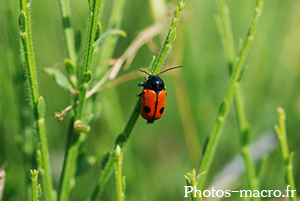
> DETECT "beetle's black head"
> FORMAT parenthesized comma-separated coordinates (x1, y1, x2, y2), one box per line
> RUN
(144, 75, 165, 92)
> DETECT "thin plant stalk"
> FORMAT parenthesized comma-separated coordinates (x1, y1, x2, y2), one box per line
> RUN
(37, 97, 55, 201)
(216, 0, 260, 198)
(76, 0, 102, 120)
(30, 170, 39, 201)
(216, 0, 235, 71)
(90, 152, 116, 201)
(87, 2, 185, 200)
(275, 108, 297, 201)
(19, 1, 38, 105)
(115, 146, 125, 201)
(93, 0, 125, 80)
(18, 2, 55, 201)
(151, 1, 185, 75)
(58, 121, 84, 201)
(87, 98, 140, 201)
(57, 0, 78, 88)
(197, 0, 265, 190)
(58, 0, 77, 64)
(92, 0, 127, 138)
(58, 0, 103, 200)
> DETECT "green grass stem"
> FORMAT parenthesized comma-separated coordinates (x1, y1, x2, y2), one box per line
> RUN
(37, 97, 56, 201)
(93, 0, 125, 80)
(58, 1, 103, 200)
(216, 0, 235, 71)
(216, 0, 261, 199)
(19, 3, 38, 105)
(57, 0, 78, 88)
(275, 108, 297, 201)
(18, 2, 55, 201)
(197, 0, 265, 190)
(87, 2, 185, 199)
(92, 0, 127, 141)
(87, 152, 115, 201)
(115, 146, 125, 201)
(151, 1, 185, 75)
(87, 98, 140, 201)
(30, 170, 39, 201)
(58, 0, 77, 64)
(58, 125, 86, 201)
(76, 0, 103, 120)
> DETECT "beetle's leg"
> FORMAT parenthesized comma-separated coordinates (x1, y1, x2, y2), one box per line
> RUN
(135, 104, 141, 112)
(138, 81, 145, 87)
(137, 92, 142, 97)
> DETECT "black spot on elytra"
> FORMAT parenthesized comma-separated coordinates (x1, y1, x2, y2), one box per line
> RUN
(143, 91, 145, 95)
(159, 107, 165, 114)
(144, 106, 151, 114)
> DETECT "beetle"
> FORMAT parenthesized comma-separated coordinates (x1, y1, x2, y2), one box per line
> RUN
(138, 66, 183, 123)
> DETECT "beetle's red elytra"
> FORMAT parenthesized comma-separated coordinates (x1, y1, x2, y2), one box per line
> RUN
(138, 66, 183, 123)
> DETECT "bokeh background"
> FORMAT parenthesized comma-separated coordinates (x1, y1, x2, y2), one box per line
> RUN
(0, 0, 299, 200)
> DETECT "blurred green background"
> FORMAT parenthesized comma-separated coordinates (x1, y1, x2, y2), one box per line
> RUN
(0, 0, 299, 200)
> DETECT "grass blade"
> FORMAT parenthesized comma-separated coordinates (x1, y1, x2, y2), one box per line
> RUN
(18, 2, 55, 200)
(275, 108, 297, 201)
(58, 0, 103, 200)
(216, 0, 261, 199)
(197, 0, 265, 190)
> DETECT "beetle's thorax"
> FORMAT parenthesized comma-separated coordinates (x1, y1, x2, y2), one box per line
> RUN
(144, 75, 165, 92)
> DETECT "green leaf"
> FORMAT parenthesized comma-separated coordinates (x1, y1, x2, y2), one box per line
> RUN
(43, 68, 70, 90)
(94, 22, 102, 42)
(38, 96, 46, 118)
(173, 6, 179, 18)
(167, 29, 176, 44)
(84, 71, 93, 83)
(218, 99, 228, 115)
(100, 152, 111, 169)
(184, 175, 191, 186)
(122, 176, 126, 192)
(238, 65, 248, 82)
(36, 150, 43, 172)
(64, 58, 78, 88)
(19, 10, 27, 33)
(37, 184, 42, 198)
(64, 58, 76, 76)
(148, 55, 156, 73)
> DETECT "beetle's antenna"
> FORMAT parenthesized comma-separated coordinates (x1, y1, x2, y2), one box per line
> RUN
(157, 65, 183, 75)
(138, 69, 151, 76)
